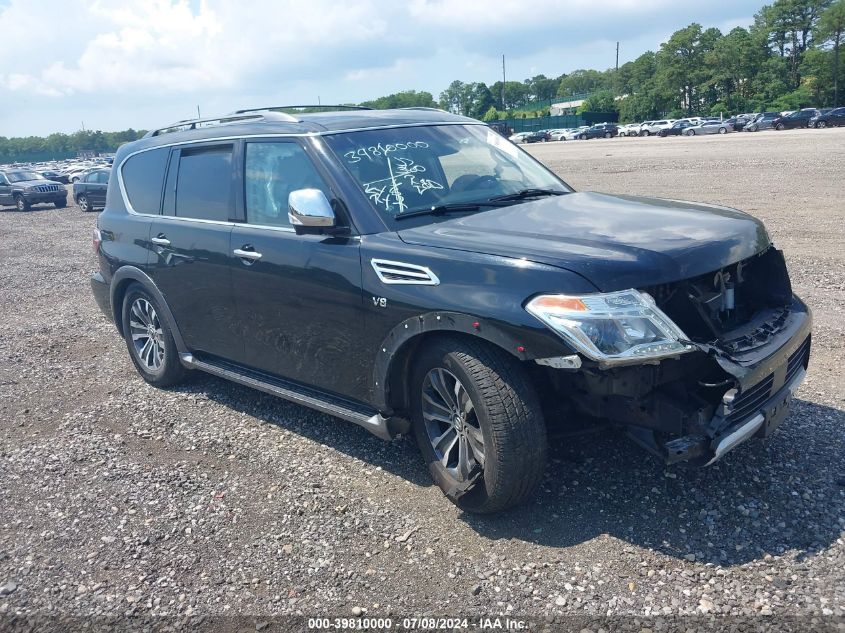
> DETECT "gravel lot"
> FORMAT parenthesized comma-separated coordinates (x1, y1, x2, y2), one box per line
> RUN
(1, 128, 843, 629)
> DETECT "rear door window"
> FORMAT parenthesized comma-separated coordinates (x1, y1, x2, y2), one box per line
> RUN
(174, 145, 233, 221)
(121, 147, 168, 214)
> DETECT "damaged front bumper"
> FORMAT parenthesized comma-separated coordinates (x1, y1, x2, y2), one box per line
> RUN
(632, 295, 812, 465)
(556, 294, 812, 466)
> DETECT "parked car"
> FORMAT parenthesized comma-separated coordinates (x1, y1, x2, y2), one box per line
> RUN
(617, 123, 641, 137)
(90, 107, 812, 513)
(772, 109, 819, 130)
(0, 169, 67, 211)
(658, 120, 694, 136)
(809, 107, 845, 128)
(73, 168, 110, 212)
(508, 132, 530, 143)
(578, 123, 619, 139)
(744, 112, 781, 132)
(639, 120, 675, 136)
(34, 169, 69, 184)
(724, 116, 748, 131)
(683, 120, 732, 136)
(562, 127, 589, 140)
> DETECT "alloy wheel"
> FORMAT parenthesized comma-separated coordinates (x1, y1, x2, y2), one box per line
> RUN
(421, 367, 485, 481)
(129, 297, 165, 370)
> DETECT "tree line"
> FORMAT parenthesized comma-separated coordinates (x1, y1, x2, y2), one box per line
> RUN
(2, 0, 843, 162)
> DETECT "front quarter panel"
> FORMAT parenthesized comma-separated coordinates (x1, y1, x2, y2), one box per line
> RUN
(361, 232, 598, 408)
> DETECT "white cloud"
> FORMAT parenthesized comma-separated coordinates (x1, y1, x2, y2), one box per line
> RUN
(0, 0, 763, 135)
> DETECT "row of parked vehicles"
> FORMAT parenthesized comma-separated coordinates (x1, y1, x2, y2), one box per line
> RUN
(508, 106, 845, 143)
(0, 158, 113, 211)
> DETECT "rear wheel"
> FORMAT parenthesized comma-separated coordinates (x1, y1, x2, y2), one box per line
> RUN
(776, 123, 785, 131)
(14, 196, 29, 212)
(819, 121, 828, 129)
(410, 337, 547, 514)
(641, 130, 650, 136)
(604, 132, 612, 138)
(121, 284, 188, 387)
(718, 127, 727, 134)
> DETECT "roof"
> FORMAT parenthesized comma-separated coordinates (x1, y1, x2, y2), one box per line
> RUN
(116, 107, 479, 161)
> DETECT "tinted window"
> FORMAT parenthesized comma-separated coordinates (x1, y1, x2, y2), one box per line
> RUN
(96, 171, 110, 184)
(244, 142, 329, 228)
(122, 147, 168, 214)
(85, 172, 98, 183)
(175, 146, 233, 221)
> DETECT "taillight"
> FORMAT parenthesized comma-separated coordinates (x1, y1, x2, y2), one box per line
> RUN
(92, 228, 102, 254)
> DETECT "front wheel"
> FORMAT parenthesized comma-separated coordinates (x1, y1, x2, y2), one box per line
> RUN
(604, 132, 612, 138)
(776, 123, 785, 131)
(15, 196, 29, 212)
(121, 284, 188, 387)
(77, 195, 90, 212)
(718, 127, 727, 134)
(818, 121, 827, 129)
(641, 130, 650, 136)
(411, 337, 547, 514)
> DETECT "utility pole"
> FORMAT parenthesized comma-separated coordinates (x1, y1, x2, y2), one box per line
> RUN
(197, 105, 201, 119)
(615, 42, 620, 97)
(501, 54, 506, 110)
(81, 121, 85, 132)
(616, 41, 619, 73)
(317, 95, 321, 106)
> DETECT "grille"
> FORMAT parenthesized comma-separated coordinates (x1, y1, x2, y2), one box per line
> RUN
(371, 259, 439, 285)
(35, 184, 61, 193)
(725, 335, 810, 424)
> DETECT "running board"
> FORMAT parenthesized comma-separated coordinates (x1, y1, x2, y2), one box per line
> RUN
(179, 353, 393, 441)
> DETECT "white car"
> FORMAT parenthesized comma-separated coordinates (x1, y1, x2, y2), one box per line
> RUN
(508, 132, 530, 143)
(617, 123, 641, 137)
(548, 129, 569, 141)
(640, 120, 676, 136)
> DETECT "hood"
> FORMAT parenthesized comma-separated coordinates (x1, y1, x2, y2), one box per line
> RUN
(15, 179, 62, 187)
(397, 192, 770, 291)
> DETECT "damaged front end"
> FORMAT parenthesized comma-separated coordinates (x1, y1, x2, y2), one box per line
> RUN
(543, 246, 812, 465)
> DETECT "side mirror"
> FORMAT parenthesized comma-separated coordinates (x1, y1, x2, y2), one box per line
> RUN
(288, 188, 336, 234)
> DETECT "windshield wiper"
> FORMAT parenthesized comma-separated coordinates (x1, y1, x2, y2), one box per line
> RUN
(394, 202, 505, 221)
(488, 188, 569, 202)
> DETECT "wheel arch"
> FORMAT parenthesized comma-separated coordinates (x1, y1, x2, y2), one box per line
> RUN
(374, 311, 551, 415)
(110, 266, 188, 354)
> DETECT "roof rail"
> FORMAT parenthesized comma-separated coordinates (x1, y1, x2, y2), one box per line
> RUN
(232, 105, 372, 114)
(144, 111, 298, 138)
(399, 107, 449, 113)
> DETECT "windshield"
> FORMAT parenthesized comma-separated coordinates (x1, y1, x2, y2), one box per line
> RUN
(324, 124, 570, 221)
(6, 171, 44, 183)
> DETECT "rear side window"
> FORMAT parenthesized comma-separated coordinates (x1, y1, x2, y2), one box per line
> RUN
(121, 147, 168, 214)
(175, 145, 233, 221)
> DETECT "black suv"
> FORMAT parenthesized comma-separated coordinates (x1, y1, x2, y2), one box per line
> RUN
(91, 107, 811, 513)
(773, 109, 819, 130)
(73, 168, 111, 212)
(0, 169, 67, 211)
(578, 124, 619, 139)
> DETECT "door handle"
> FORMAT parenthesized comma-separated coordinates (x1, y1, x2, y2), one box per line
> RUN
(233, 247, 262, 261)
(151, 235, 170, 246)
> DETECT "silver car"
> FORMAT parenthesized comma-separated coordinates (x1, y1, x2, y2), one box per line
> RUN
(744, 112, 781, 132)
(683, 120, 732, 136)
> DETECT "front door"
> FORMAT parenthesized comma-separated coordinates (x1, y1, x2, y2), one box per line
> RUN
(89, 170, 109, 206)
(147, 143, 241, 360)
(228, 139, 366, 399)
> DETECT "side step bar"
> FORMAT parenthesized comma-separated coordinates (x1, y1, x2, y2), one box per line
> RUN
(179, 353, 393, 441)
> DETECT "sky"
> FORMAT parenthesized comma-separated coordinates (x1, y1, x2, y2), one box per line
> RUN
(0, 0, 766, 137)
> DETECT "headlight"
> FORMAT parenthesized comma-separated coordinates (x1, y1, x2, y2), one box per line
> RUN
(525, 290, 693, 364)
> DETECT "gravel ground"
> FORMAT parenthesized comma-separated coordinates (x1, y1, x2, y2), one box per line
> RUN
(1, 128, 843, 630)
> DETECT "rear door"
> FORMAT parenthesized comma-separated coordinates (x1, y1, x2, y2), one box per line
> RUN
(228, 138, 366, 398)
(0, 173, 11, 205)
(147, 142, 241, 360)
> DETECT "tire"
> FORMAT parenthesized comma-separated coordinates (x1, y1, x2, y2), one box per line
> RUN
(14, 195, 29, 212)
(687, 130, 695, 136)
(604, 132, 611, 138)
(410, 337, 547, 514)
(776, 123, 785, 131)
(818, 121, 827, 129)
(718, 127, 727, 134)
(71, 176, 80, 183)
(121, 283, 188, 388)
(77, 195, 90, 212)
(641, 130, 650, 136)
